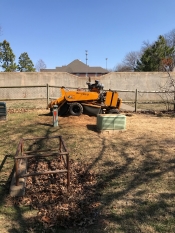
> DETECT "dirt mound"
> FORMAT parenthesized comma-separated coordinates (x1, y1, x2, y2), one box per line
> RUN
(59, 114, 96, 126)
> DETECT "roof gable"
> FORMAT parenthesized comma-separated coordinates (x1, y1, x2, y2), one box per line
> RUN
(41, 59, 108, 73)
(56, 59, 89, 73)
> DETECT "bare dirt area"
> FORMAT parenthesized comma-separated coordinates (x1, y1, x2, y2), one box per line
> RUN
(0, 109, 175, 233)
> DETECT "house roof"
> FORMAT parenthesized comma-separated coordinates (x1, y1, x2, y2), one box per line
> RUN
(41, 59, 108, 73)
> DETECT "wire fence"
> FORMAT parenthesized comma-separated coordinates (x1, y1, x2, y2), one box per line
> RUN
(0, 84, 175, 112)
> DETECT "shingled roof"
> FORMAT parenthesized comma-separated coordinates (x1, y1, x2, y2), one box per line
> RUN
(41, 59, 108, 74)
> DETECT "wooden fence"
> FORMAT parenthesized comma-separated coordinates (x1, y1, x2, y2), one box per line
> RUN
(0, 84, 174, 112)
(119, 89, 175, 112)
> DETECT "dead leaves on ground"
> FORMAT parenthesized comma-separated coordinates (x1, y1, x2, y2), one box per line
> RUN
(14, 158, 100, 229)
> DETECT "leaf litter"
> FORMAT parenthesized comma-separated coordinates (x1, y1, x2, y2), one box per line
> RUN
(14, 157, 100, 229)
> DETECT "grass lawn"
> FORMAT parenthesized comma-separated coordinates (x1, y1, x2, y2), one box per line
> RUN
(0, 108, 175, 233)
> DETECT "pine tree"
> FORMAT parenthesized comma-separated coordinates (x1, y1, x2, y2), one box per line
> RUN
(0, 40, 17, 72)
(17, 52, 35, 72)
(135, 36, 175, 71)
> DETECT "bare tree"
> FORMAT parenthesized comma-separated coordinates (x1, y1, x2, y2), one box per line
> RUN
(35, 59, 46, 72)
(114, 63, 132, 72)
(123, 51, 141, 71)
(107, 68, 113, 72)
(114, 51, 140, 72)
(141, 40, 152, 53)
(164, 29, 175, 47)
(158, 60, 175, 111)
(164, 29, 175, 69)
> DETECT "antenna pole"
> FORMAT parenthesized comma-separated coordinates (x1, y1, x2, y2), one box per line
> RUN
(85, 50, 88, 65)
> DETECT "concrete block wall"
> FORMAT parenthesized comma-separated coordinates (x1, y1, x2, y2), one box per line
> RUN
(0, 72, 174, 101)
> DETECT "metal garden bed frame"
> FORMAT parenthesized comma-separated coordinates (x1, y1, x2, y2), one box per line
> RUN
(14, 136, 70, 190)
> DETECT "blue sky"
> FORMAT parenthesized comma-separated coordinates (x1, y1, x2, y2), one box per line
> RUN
(0, 0, 175, 71)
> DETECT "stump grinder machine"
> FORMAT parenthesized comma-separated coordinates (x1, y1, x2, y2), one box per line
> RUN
(48, 80, 122, 116)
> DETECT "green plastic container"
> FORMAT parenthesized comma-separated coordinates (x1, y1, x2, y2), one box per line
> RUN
(97, 114, 126, 130)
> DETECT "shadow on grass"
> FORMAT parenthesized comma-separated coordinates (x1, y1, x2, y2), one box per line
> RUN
(38, 112, 51, 117)
(1, 120, 175, 233)
(0, 154, 13, 172)
(37, 122, 53, 127)
(86, 124, 97, 132)
(93, 140, 175, 232)
(0, 155, 14, 205)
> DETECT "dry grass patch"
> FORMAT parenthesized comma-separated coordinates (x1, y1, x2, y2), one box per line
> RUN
(0, 110, 175, 232)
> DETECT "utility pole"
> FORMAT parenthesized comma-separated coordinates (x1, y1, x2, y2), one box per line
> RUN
(106, 58, 108, 69)
(85, 50, 88, 65)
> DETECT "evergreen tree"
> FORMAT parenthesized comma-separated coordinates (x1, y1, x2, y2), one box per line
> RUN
(17, 52, 35, 72)
(135, 36, 175, 71)
(0, 40, 17, 72)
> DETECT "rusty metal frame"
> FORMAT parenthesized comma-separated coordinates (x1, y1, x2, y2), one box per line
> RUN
(14, 136, 70, 189)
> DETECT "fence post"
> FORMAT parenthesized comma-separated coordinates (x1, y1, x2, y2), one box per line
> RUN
(46, 83, 49, 109)
(135, 89, 138, 112)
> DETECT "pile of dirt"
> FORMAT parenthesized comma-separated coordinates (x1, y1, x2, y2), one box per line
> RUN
(59, 114, 96, 126)
(15, 158, 100, 229)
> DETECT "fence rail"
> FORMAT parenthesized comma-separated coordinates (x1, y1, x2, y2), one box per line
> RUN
(0, 84, 174, 112)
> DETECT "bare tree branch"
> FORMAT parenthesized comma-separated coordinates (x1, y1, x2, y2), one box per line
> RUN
(158, 66, 175, 111)
(114, 63, 132, 72)
(35, 59, 46, 72)
(164, 29, 175, 70)
(123, 51, 141, 71)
